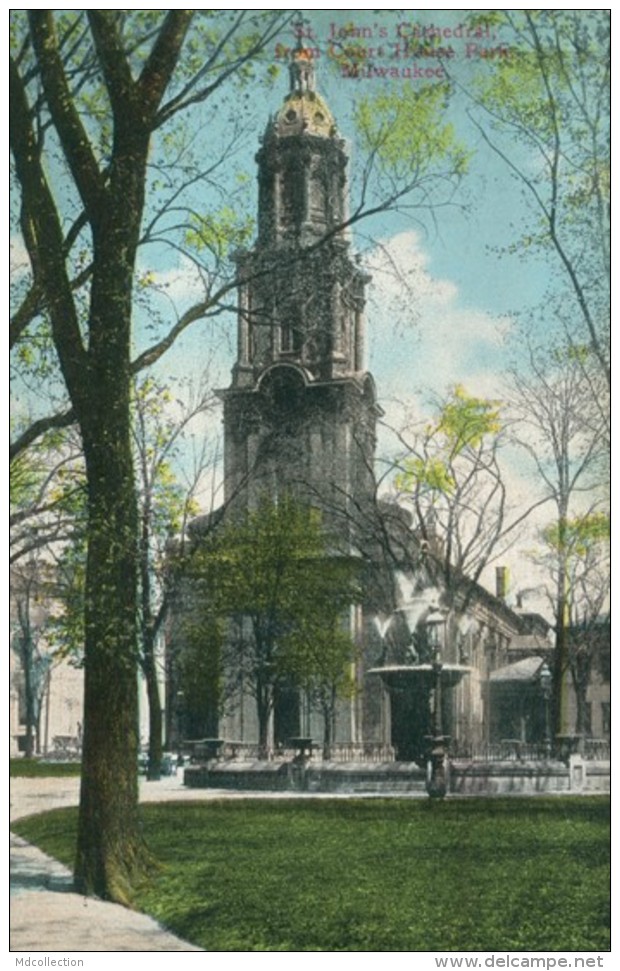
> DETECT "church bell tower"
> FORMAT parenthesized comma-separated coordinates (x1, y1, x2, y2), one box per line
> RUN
(219, 47, 380, 544)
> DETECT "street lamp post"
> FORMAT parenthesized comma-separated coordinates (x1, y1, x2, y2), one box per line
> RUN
(174, 689, 185, 756)
(539, 662, 552, 758)
(425, 607, 449, 799)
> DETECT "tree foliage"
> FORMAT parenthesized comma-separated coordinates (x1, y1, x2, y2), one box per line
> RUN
(355, 83, 470, 178)
(508, 338, 609, 736)
(380, 385, 551, 672)
(184, 494, 362, 754)
(468, 10, 610, 389)
(10, 428, 85, 567)
(393, 386, 508, 584)
(542, 511, 609, 562)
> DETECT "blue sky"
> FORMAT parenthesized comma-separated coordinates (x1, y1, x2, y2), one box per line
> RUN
(136, 9, 556, 401)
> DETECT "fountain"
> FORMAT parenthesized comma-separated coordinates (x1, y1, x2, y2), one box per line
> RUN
(369, 589, 471, 796)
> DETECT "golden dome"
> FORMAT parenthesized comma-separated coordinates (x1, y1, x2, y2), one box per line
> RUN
(275, 90, 335, 138)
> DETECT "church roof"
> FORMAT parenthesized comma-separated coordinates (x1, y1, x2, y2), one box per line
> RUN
(490, 656, 545, 683)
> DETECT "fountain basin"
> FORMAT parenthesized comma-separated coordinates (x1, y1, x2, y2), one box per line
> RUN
(368, 663, 472, 689)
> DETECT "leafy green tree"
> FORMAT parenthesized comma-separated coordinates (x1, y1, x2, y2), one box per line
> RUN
(394, 387, 504, 583)
(174, 609, 225, 743)
(350, 82, 470, 219)
(388, 385, 546, 669)
(468, 10, 610, 398)
(285, 620, 359, 759)
(185, 494, 362, 757)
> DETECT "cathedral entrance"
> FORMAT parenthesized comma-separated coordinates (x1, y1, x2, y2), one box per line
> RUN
(273, 684, 300, 748)
(389, 682, 432, 764)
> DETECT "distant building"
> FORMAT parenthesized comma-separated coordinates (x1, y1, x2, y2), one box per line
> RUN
(565, 620, 610, 741)
(10, 562, 153, 758)
(9, 563, 83, 758)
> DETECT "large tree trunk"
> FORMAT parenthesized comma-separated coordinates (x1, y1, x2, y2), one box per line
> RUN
(321, 688, 337, 760)
(23, 644, 37, 759)
(73, 127, 152, 901)
(574, 685, 589, 737)
(257, 681, 272, 759)
(16, 600, 38, 759)
(552, 537, 569, 742)
(322, 703, 334, 761)
(571, 651, 592, 739)
(74, 412, 150, 902)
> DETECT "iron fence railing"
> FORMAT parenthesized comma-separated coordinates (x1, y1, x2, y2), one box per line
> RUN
(451, 738, 610, 762)
(451, 741, 551, 762)
(583, 738, 610, 761)
(184, 740, 397, 763)
(182, 737, 609, 764)
(319, 743, 397, 763)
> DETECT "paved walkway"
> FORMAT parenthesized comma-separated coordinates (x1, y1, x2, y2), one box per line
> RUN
(10, 775, 215, 952)
(10, 833, 202, 951)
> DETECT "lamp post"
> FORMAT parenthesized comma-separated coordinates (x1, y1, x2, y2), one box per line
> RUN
(425, 607, 449, 799)
(174, 689, 185, 757)
(539, 662, 552, 758)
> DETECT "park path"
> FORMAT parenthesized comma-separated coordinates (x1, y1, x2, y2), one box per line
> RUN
(10, 831, 202, 951)
(10, 775, 212, 952)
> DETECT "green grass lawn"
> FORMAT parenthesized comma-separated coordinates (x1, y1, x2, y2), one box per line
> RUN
(10, 759, 82, 777)
(13, 797, 610, 952)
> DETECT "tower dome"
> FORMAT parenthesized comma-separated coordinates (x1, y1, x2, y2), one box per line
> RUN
(274, 47, 336, 138)
(256, 45, 347, 247)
